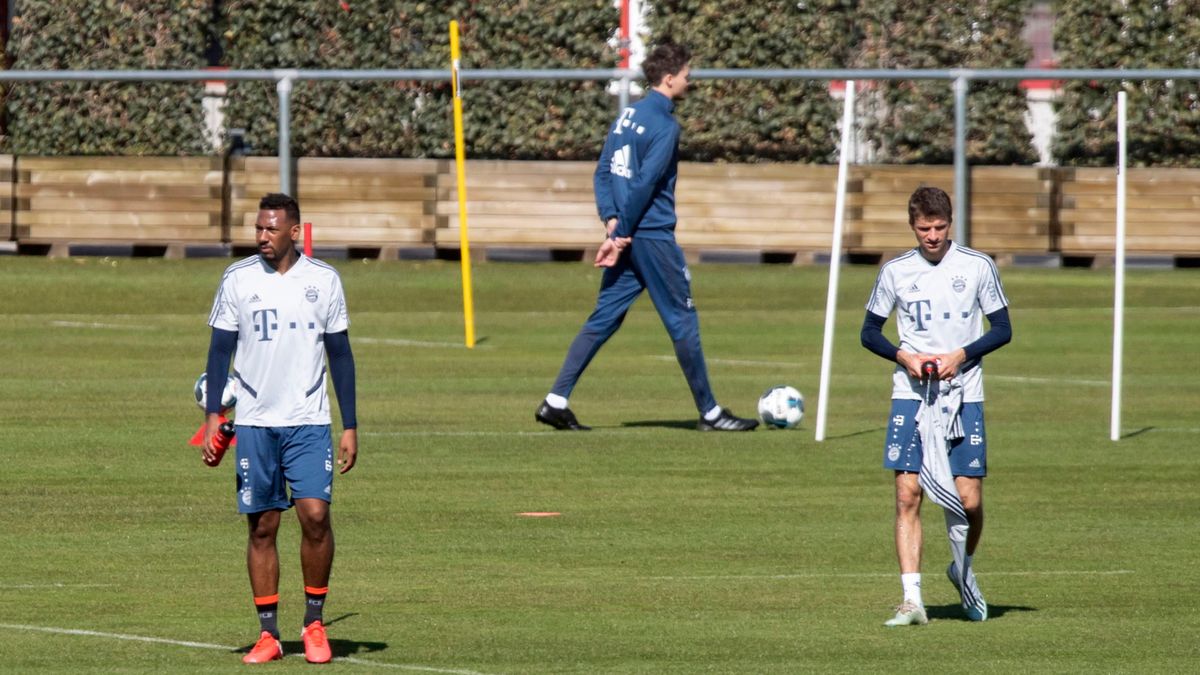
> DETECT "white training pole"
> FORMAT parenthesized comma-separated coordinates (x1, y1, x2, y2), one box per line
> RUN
(1110, 91, 1127, 441)
(814, 80, 855, 442)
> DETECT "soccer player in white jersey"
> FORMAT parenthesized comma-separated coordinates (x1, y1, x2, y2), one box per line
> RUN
(860, 187, 1012, 626)
(202, 193, 358, 663)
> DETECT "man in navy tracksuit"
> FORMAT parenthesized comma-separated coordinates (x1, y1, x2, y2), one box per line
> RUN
(535, 42, 758, 432)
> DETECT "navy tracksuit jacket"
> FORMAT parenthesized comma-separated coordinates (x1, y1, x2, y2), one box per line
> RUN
(549, 90, 717, 414)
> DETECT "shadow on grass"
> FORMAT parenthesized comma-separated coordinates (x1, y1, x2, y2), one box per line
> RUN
(268, 638, 389, 658)
(1122, 426, 1154, 439)
(925, 603, 1037, 621)
(822, 427, 886, 440)
(621, 419, 699, 430)
(239, 613, 388, 658)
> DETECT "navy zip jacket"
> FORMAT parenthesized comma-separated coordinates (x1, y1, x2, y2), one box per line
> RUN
(593, 90, 680, 241)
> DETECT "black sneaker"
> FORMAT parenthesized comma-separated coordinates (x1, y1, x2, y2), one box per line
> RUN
(697, 407, 759, 431)
(535, 402, 591, 430)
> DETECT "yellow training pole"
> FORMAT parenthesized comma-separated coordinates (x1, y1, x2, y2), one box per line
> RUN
(450, 20, 477, 348)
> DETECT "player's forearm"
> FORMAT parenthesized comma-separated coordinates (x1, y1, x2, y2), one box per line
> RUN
(325, 331, 358, 429)
(860, 311, 900, 362)
(204, 328, 238, 415)
(962, 307, 1012, 361)
(613, 130, 676, 238)
(593, 138, 619, 221)
(594, 181, 618, 223)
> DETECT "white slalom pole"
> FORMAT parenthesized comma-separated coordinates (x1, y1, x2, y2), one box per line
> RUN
(814, 80, 855, 442)
(1110, 91, 1127, 441)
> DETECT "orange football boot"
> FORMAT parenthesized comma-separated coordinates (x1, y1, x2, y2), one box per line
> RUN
(242, 630, 283, 663)
(301, 620, 332, 664)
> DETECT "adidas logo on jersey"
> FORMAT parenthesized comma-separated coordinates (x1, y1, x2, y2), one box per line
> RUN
(611, 145, 633, 179)
(249, 294, 262, 303)
(968, 458, 982, 469)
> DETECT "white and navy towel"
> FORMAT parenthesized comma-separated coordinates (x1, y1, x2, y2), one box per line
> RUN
(916, 377, 986, 614)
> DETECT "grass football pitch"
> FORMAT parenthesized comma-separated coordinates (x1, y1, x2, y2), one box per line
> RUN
(1, 256, 1198, 673)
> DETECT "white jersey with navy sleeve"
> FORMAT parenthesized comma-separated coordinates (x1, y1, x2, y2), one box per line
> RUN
(208, 255, 350, 426)
(866, 241, 1008, 402)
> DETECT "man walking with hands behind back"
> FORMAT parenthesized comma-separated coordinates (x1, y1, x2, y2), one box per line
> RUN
(860, 187, 1012, 626)
(535, 41, 758, 433)
(203, 192, 359, 663)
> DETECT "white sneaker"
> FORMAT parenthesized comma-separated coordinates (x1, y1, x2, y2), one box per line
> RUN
(947, 562, 988, 621)
(884, 600, 929, 626)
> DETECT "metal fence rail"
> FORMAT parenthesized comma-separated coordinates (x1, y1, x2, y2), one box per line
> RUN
(2, 67, 1192, 245)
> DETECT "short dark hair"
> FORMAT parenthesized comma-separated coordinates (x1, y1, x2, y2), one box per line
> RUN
(259, 192, 300, 225)
(908, 186, 952, 225)
(642, 41, 691, 87)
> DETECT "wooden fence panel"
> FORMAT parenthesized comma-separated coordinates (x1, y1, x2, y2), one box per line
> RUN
(13, 156, 222, 245)
(7, 157, 1200, 261)
(849, 166, 1053, 255)
(435, 161, 850, 252)
(434, 161, 597, 249)
(229, 157, 441, 249)
(1060, 167, 1200, 255)
(0, 156, 12, 242)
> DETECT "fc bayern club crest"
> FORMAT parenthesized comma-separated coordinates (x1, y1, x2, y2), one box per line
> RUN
(305, 286, 319, 303)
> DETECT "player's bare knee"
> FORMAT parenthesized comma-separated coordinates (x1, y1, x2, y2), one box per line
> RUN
(959, 492, 983, 515)
(246, 511, 280, 543)
(295, 502, 332, 541)
(955, 477, 983, 511)
(894, 472, 922, 514)
(247, 524, 278, 549)
(894, 487, 922, 516)
(895, 493, 921, 517)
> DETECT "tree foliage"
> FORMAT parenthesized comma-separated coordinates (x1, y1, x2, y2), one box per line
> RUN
(454, 2, 617, 160)
(1054, 1, 1200, 167)
(6, 1, 211, 155)
(644, 0, 856, 163)
(221, 0, 461, 158)
(852, 0, 1037, 164)
(3, 1, 1043, 163)
(220, 0, 615, 160)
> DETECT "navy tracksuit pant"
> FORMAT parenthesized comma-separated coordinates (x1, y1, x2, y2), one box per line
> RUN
(550, 237, 717, 414)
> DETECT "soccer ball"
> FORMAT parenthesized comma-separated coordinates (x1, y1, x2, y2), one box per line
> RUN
(193, 373, 238, 412)
(757, 385, 804, 429)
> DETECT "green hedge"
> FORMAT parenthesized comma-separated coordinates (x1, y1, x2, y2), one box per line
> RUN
(220, 0, 615, 160)
(645, 0, 856, 163)
(220, 0, 461, 158)
(6, 1, 212, 155)
(1053, 2, 1200, 167)
(453, 3, 615, 160)
(852, 1, 1037, 165)
(7, 2, 1141, 165)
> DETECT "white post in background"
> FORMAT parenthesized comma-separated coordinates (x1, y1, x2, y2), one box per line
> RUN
(276, 74, 294, 196)
(618, 0, 631, 111)
(1111, 90, 1127, 441)
(610, 0, 645, 110)
(815, 80, 855, 442)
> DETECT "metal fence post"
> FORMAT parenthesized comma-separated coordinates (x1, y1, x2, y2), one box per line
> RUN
(275, 71, 297, 196)
(954, 76, 969, 246)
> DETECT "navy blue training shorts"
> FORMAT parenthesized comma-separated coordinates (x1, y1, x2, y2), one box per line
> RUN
(234, 424, 334, 514)
(882, 399, 987, 477)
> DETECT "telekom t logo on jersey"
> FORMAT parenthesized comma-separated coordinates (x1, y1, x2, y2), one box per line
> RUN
(613, 107, 645, 136)
(904, 299, 934, 332)
(252, 308, 278, 342)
